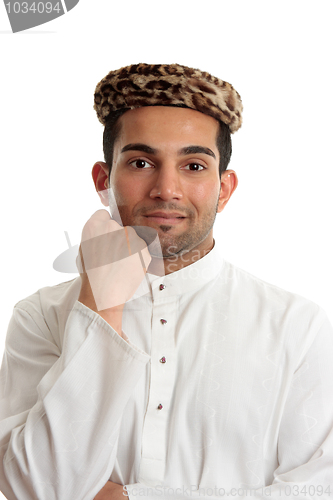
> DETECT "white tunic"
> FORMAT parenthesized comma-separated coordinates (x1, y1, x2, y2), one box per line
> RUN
(1, 244, 333, 500)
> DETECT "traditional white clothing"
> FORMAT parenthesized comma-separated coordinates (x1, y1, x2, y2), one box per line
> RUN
(1, 244, 333, 499)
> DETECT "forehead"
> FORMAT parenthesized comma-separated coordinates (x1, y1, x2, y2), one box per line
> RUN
(117, 106, 220, 150)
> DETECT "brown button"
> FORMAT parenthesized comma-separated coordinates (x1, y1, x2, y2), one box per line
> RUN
(160, 319, 167, 325)
(157, 404, 163, 410)
(160, 357, 166, 363)
(159, 284, 166, 290)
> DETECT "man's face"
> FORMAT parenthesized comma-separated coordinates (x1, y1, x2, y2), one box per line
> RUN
(109, 106, 224, 258)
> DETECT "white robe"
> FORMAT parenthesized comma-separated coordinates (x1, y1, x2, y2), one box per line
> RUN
(1, 244, 333, 499)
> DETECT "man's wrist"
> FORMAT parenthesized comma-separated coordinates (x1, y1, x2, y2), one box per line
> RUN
(78, 291, 124, 336)
(98, 305, 124, 336)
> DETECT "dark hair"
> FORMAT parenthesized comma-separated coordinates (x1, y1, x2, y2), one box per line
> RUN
(103, 107, 232, 178)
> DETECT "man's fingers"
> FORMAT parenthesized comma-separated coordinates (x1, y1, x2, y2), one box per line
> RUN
(131, 225, 159, 247)
(79, 228, 149, 271)
(79, 211, 154, 273)
(88, 209, 120, 232)
(89, 209, 112, 222)
(125, 226, 151, 255)
(82, 210, 122, 241)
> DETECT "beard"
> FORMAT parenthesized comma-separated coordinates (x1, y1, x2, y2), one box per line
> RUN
(152, 215, 217, 258)
(115, 199, 219, 259)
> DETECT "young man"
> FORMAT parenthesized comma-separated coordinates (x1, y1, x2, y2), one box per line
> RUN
(1, 64, 332, 500)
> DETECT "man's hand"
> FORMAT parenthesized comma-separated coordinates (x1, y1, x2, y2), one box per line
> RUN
(94, 480, 127, 499)
(77, 209, 151, 334)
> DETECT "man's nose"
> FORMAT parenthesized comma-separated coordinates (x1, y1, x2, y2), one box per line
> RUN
(149, 165, 183, 201)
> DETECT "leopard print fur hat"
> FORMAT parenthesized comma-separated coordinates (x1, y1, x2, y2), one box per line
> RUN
(94, 63, 242, 133)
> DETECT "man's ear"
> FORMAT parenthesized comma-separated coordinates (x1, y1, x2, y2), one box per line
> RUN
(92, 162, 110, 207)
(217, 170, 238, 213)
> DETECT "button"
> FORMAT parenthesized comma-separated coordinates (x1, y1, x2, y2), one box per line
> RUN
(160, 357, 166, 363)
(157, 404, 163, 410)
(159, 284, 166, 290)
(160, 319, 167, 325)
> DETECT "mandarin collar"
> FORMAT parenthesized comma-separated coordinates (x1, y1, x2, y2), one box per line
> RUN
(131, 241, 224, 301)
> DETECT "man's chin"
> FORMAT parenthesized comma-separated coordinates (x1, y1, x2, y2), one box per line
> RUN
(157, 241, 192, 259)
(148, 241, 181, 259)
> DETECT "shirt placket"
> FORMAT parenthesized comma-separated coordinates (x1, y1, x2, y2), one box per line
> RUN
(139, 282, 177, 486)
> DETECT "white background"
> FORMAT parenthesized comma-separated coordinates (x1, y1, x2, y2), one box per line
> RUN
(0, 2, 332, 497)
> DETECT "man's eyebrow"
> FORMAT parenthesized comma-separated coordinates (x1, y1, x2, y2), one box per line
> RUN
(179, 146, 216, 160)
(121, 143, 157, 155)
(120, 143, 216, 160)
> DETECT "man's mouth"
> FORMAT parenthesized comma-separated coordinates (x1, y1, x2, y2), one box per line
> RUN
(144, 212, 186, 224)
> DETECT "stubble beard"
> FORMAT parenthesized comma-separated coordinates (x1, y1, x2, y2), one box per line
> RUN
(117, 199, 219, 259)
(155, 213, 217, 258)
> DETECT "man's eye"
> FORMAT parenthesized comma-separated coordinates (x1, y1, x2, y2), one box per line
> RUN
(184, 163, 205, 171)
(130, 160, 152, 169)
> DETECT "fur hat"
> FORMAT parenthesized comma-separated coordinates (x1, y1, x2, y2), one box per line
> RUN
(94, 63, 242, 133)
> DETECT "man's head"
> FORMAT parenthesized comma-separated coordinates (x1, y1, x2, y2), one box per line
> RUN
(93, 106, 238, 261)
(92, 64, 241, 267)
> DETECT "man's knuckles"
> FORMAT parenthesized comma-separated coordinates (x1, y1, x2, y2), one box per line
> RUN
(80, 228, 149, 271)
(82, 218, 121, 240)
(89, 209, 112, 222)
(79, 211, 151, 272)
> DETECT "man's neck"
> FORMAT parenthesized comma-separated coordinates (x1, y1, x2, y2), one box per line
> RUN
(148, 240, 215, 276)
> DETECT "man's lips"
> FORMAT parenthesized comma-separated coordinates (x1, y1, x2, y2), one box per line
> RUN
(143, 212, 186, 224)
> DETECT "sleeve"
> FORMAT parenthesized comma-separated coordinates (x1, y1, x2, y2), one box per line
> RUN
(124, 311, 333, 500)
(0, 300, 150, 500)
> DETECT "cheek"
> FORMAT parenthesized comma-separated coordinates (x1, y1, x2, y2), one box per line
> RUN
(110, 173, 145, 209)
(111, 177, 127, 202)
(189, 180, 220, 206)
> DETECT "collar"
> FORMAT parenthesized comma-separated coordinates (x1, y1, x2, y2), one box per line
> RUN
(132, 241, 224, 301)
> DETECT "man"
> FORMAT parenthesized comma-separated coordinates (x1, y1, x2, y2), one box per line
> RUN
(0, 63, 332, 500)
